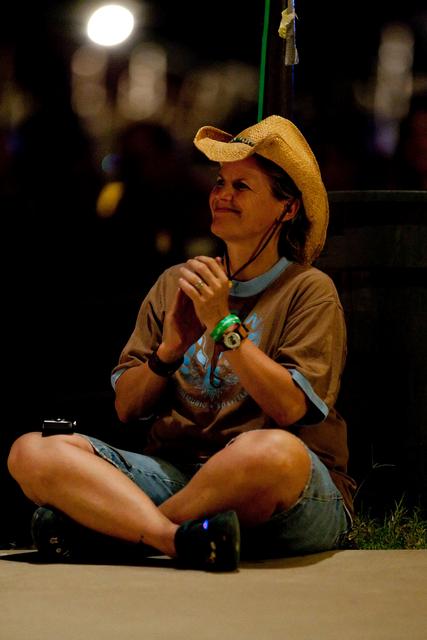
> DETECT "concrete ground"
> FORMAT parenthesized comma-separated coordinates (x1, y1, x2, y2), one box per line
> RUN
(1, 548, 426, 639)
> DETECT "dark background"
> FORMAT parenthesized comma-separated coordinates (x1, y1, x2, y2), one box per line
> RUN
(1, 1, 426, 546)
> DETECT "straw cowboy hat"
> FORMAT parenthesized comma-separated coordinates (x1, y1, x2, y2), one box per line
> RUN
(194, 115, 329, 264)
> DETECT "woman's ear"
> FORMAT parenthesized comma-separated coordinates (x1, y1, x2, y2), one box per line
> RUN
(281, 198, 300, 222)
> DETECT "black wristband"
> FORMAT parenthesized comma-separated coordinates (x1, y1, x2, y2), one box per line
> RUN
(147, 349, 183, 377)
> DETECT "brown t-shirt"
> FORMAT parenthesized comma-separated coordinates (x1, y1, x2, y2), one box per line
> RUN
(113, 261, 357, 515)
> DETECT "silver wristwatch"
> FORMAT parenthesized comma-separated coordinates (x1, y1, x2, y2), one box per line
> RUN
(221, 323, 249, 350)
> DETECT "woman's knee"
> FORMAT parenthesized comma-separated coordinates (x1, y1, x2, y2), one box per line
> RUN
(230, 430, 311, 508)
(7, 432, 93, 483)
(8, 432, 43, 479)
(230, 429, 309, 476)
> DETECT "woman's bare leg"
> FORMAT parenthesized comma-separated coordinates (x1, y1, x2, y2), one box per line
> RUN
(160, 430, 311, 526)
(160, 429, 311, 526)
(8, 429, 308, 566)
(8, 432, 178, 556)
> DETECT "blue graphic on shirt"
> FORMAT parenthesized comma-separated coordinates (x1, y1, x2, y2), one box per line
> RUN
(178, 312, 262, 409)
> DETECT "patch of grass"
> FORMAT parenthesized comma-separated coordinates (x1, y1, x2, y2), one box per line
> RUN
(349, 498, 427, 549)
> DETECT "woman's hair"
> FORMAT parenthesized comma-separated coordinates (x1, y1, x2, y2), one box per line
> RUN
(253, 154, 311, 263)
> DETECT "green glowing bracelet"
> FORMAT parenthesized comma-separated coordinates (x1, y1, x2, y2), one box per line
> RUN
(210, 314, 241, 342)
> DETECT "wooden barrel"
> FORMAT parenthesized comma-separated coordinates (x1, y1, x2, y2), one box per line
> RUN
(316, 190, 427, 513)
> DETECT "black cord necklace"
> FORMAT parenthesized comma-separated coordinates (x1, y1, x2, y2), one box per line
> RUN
(210, 204, 293, 389)
(224, 203, 291, 281)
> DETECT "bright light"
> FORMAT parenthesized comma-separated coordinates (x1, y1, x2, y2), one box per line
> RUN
(87, 4, 135, 47)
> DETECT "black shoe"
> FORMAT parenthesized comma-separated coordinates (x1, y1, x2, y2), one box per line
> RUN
(31, 506, 76, 561)
(174, 510, 240, 572)
(31, 506, 122, 563)
(31, 506, 158, 564)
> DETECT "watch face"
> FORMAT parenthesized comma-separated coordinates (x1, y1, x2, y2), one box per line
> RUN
(223, 331, 241, 349)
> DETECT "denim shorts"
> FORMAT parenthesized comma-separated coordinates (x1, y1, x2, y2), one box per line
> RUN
(83, 434, 351, 559)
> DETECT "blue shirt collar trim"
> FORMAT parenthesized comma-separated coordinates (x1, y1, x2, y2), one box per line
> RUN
(230, 257, 292, 297)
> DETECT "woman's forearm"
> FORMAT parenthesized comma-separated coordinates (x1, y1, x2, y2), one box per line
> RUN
(114, 363, 169, 423)
(224, 339, 308, 427)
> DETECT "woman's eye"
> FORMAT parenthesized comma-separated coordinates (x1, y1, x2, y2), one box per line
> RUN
(212, 178, 249, 191)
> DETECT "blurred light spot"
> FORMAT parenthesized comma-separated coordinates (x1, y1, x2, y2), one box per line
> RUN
(101, 153, 119, 175)
(72, 82, 107, 117)
(87, 4, 135, 47)
(117, 43, 167, 120)
(374, 22, 414, 156)
(185, 236, 217, 259)
(72, 45, 108, 78)
(96, 181, 124, 217)
(155, 231, 172, 255)
(172, 62, 258, 141)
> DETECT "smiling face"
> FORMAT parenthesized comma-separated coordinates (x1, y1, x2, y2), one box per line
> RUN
(208, 156, 287, 247)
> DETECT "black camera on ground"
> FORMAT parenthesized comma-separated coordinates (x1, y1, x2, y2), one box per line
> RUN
(41, 418, 77, 437)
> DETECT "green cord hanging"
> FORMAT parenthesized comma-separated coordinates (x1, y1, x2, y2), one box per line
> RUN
(257, 0, 271, 121)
